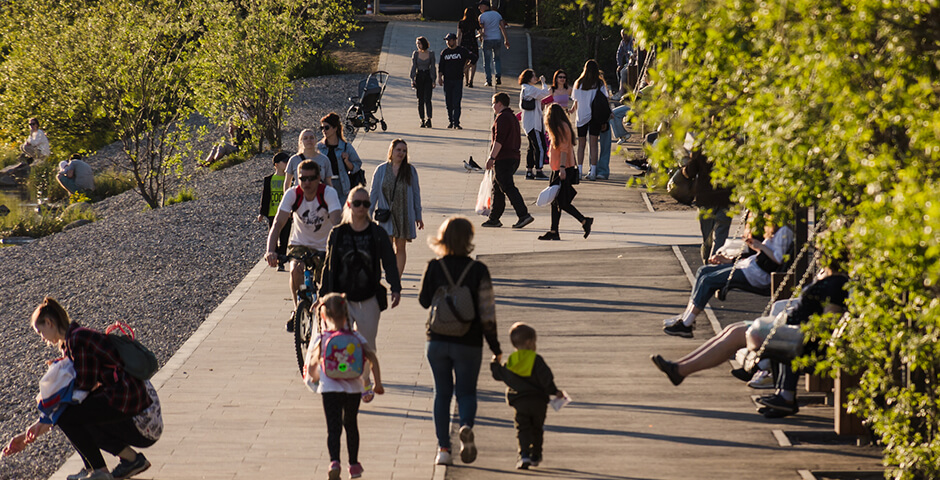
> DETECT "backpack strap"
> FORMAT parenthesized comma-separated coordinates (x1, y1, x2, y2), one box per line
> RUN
(455, 260, 476, 286)
(292, 183, 327, 212)
(441, 259, 475, 287)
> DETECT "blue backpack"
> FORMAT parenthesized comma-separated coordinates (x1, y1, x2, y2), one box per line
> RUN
(320, 329, 364, 380)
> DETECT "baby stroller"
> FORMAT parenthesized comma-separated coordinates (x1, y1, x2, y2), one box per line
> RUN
(345, 71, 389, 136)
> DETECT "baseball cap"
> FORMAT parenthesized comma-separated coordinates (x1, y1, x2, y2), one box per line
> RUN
(444, 33, 457, 40)
(478, 0, 491, 7)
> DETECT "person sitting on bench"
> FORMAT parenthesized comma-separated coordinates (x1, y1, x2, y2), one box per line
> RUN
(662, 217, 794, 338)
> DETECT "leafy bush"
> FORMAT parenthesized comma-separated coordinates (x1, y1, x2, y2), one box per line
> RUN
(69, 192, 90, 204)
(0, 193, 96, 239)
(0, 146, 21, 169)
(89, 170, 136, 200)
(27, 158, 68, 203)
(164, 188, 196, 206)
(208, 149, 251, 172)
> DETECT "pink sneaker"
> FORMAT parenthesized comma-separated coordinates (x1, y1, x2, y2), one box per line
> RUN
(328, 461, 341, 480)
(349, 463, 364, 478)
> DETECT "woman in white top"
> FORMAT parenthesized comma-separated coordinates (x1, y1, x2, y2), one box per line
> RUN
(568, 60, 609, 181)
(517, 69, 551, 179)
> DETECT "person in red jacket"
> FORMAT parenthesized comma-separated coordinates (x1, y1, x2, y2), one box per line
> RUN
(482, 93, 534, 229)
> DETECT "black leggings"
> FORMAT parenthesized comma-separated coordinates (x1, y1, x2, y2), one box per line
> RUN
(322, 392, 361, 463)
(550, 168, 585, 231)
(415, 71, 433, 121)
(525, 129, 546, 170)
(57, 394, 136, 469)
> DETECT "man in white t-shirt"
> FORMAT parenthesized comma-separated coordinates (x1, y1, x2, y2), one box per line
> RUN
(477, 0, 509, 87)
(265, 160, 342, 329)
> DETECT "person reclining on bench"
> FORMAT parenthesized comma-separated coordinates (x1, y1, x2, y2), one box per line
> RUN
(650, 263, 848, 418)
(662, 216, 794, 338)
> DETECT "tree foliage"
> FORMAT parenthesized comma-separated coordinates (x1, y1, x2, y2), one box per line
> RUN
(194, 0, 357, 152)
(609, 0, 940, 476)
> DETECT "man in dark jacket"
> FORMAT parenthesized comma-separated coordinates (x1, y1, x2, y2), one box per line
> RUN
(683, 150, 733, 263)
(438, 32, 477, 129)
(483, 93, 534, 229)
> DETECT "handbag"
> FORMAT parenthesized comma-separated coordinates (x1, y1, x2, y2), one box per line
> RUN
(667, 168, 695, 206)
(373, 168, 398, 223)
(521, 96, 536, 111)
(348, 169, 366, 187)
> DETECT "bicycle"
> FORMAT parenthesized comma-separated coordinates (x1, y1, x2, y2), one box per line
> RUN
(279, 251, 325, 374)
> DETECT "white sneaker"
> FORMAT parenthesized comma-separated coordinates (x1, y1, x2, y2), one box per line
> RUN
(435, 449, 453, 465)
(747, 370, 775, 389)
(663, 315, 682, 327)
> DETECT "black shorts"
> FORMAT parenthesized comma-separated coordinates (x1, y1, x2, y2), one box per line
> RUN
(577, 121, 602, 137)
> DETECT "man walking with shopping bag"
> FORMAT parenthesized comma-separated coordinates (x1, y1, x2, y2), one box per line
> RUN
(482, 93, 534, 229)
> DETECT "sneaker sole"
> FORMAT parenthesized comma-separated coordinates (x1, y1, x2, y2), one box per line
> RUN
(113, 460, 151, 480)
(328, 466, 341, 480)
(459, 426, 477, 463)
(663, 326, 694, 338)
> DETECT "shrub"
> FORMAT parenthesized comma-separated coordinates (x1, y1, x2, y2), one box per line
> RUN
(27, 158, 68, 203)
(208, 149, 251, 172)
(89, 170, 135, 200)
(0, 194, 96, 239)
(165, 187, 196, 206)
(0, 147, 21, 169)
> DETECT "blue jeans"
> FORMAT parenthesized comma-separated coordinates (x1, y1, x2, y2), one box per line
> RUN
(690, 264, 751, 309)
(610, 105, 631, 139)
(597, 127, 611, 178)
(481, 39, 502, 82)
(426, 341, 483, 449)
(698, 207, 732, 263)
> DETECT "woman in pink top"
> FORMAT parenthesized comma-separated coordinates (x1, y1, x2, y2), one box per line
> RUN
(538, 104, 592, 241)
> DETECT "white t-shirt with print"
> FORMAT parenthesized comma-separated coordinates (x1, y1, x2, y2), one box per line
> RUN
(278, 185, 341, 251)
(571, 84, 609, 127)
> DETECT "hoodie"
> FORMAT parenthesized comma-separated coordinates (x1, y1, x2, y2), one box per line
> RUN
(490, 349, 558, 406)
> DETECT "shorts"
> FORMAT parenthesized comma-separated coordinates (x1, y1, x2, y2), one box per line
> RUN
(287, 245, 325, 283)
(577, 122, 602, 137)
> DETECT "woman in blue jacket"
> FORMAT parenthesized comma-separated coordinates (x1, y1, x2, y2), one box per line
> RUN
(369, 139, 423, 279)
(317, 112, 363, 203)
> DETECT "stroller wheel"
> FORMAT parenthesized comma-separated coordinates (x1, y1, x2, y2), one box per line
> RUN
(380, 120, 387, 131)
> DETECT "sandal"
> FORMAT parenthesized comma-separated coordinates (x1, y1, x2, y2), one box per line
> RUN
(361, 384, 375, 403)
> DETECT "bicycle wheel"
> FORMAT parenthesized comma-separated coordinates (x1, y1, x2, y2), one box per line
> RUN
(293, 300, 315, 374)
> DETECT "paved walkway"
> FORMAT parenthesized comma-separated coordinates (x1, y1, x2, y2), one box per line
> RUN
(50, 21, 881, 480)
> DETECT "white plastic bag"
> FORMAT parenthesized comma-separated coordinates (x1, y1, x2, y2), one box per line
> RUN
(535, 185, 560, 207)
(475, 169, 494, 216)
(302, 335, 320, 393)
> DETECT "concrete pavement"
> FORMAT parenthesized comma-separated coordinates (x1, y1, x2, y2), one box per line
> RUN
(49, 20, 881, 480)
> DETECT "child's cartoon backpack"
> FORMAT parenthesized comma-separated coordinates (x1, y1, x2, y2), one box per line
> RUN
(320, 329, 365, 379)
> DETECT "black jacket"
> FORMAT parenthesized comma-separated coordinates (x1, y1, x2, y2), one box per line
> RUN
(490, 351, 558, 405)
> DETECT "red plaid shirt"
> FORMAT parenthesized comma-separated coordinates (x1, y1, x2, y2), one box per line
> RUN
(64, 323, 151, 415)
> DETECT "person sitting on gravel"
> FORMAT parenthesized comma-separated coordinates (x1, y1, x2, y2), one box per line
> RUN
(3, 298, 157, 480)
(202, 121, 249, 167)
(265, 160, 342, 331)
(662, 217, 794, 338)
(56, 154, 95, 195)
(650, 266, 848, 418)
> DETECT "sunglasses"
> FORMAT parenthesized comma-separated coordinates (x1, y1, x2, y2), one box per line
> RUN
(557, 76, 566, 79)
(319, 125, 332, 131)
(299, 175, 318, 182)
(350, 200, 371, 208)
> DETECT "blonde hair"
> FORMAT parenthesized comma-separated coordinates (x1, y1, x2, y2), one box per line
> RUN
(296, 128, 316, 154)
(341, 186, 370, 224)
(318, 293, 350, 330)
(428, 216, 474, 257)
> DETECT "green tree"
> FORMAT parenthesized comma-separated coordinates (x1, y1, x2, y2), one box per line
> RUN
(608, 0, 940, 476)
(0, 0, 200, 208)
(193, 0, 358, 153)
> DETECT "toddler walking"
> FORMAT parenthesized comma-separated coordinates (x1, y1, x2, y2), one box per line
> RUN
(490, 322, 562, 469)
(305, 293, 384, 479)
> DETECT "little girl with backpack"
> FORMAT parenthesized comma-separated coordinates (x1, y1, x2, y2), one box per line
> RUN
(304, 293, 384, 479)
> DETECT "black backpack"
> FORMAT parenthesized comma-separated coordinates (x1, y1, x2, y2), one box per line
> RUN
(590, 86, 612, 131)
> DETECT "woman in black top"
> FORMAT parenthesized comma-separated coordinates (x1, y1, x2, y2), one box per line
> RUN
(419, 216, 501, 466)
(456, 7, 480, 87)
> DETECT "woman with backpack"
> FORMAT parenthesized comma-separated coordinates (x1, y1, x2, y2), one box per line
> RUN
(419, 216, 502, 466)
(568, 59, 610, 181)
(518, 69, 551, 180)
(317, 112, 364, 203)
(369, 139, 424, 279)
(3, 298, 154, 480)
(320, 186, 402, 399)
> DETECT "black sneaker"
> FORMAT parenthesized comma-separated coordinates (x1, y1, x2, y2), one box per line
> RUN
(481, 219, 503, 228)
(426, 119, 432, 128)
(512, 215, 535, 229)
(447, 122, 454, 129)
(582, 217, 593, 239)
(516, 456, 531, 470)
(650, 354, 684, 386)
(537, 231, 560, 241)
(111, 452, 150, 480)
(663, 321, 694, 338)
(534, 170, 548, 179)
(484, 81, 493, 87)
(496, 75, 501, 85)
(454, 124, 463, 130)
(525, 172, 535, 180)
(756, 394, 797, 413)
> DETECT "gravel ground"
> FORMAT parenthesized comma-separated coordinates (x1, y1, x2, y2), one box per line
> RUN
(0, 73, 361, 480)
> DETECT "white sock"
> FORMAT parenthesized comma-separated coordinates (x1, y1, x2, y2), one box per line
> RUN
(681, 310, 696, 326)
(578, 165, 583, 175)
(589, 165, 597, 176)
